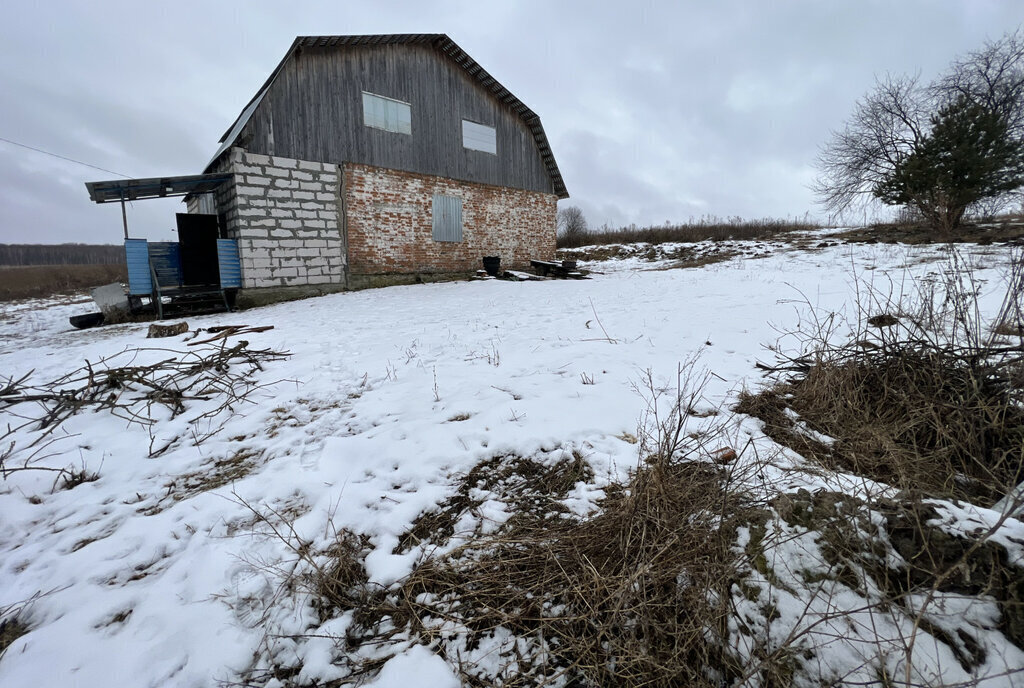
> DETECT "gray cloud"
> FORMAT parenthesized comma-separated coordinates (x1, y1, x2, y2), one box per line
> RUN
(1, 0, 1021, 244)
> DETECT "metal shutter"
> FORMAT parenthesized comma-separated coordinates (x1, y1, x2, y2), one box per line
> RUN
(124, 239, 151, 295)
(148, 242, 182, 288)
(432, 194, 463, 242)
(217, 239, 242, 288)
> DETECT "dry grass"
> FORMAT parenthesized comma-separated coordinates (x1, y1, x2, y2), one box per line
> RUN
(556, 215, 818, 249)
(393, 458, 750, 687)
(835, 213, 1024, 245)
(0, 614, 29, 661)
(726, 247, 1024, 682)
(244, 361, 1024, 686)
(166, 448, 264, 499)
(394, 452, 593, 554)
(238, 250, 1024, 686)
(992, 320, 1024, 337)
(236, 361, 777, 686)
(768, 488, 1024, 674)
(250, 451, 755, 687)
(738, 248, 1024, 506)
(738, 349, 1024, 505)
(0, 264, 127, 302)
(141, 449, 265, 515)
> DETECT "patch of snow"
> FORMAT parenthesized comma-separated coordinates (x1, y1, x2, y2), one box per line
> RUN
(1, 239, 1021, 686)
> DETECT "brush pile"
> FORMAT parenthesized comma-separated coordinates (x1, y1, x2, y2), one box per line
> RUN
(0, 341, 290, 481)
(742, 249, 1024, 506)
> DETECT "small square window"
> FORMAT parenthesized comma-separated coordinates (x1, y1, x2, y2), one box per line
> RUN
(462, 120, 496, 154)
(362, 92, 412, 135)
(432, 194, 463, 242)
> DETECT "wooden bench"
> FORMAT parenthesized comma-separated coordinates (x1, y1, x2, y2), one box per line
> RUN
(530, 260, 582, 278)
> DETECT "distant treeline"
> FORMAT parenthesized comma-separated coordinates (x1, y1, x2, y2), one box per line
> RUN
(0, 243, 124, 266)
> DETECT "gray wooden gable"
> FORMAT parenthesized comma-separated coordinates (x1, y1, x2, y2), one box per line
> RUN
(209, 34, 568, 199)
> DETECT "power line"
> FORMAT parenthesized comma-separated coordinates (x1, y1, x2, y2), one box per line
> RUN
(0, 135, 131, 179)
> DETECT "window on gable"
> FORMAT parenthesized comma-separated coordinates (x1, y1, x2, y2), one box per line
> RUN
(462, 120, 496, 154)
(432, 194, 463, 242)
(362, 91, 412, 135)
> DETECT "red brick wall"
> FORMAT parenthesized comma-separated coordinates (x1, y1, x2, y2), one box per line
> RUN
(343, 162, 557, 274)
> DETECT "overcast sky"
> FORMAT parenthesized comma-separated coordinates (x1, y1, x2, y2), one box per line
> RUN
(1, 1, 1022, 244)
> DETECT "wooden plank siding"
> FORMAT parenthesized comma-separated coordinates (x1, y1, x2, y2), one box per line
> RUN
(237, 44, 555, 196)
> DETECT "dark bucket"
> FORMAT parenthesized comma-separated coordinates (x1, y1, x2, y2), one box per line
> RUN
(482, 256, 501, 276)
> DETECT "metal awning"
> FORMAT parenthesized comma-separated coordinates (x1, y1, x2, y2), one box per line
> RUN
(85, 173, 232, 204)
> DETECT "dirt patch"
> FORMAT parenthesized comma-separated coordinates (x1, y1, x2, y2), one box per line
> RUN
(394, 451, 593, 554)
(834, 217, 1024, 245)
(561, 242, 740, 268)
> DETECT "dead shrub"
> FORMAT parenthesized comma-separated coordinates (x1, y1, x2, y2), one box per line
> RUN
(740, 350, 1024, 505)
(394, 457, 749, 687)
(0, 342, 291, 473)
(740, 248, 1024, 506)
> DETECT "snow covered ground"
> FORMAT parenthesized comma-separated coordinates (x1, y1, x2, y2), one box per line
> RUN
(1, 234, 1022, 686)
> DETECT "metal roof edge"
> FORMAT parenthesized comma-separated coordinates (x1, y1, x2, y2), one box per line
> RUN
(85, 173, 233, 204)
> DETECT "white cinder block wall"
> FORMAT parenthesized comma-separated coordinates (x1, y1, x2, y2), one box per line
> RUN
(196, 148, 347, 289)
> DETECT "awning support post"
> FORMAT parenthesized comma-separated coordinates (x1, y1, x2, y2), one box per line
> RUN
(120, 192, 129, 239)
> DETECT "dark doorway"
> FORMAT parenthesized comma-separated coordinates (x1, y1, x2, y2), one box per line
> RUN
(176, 213, 220, 286)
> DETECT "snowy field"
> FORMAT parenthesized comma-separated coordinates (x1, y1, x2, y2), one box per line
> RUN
(1, 234, 1022, 686)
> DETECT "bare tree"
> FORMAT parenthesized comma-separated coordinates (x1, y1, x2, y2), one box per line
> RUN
(940, 29, 1024, 139)
(557, 205, 589, 247)
(814, 31, 1024, 232)
(814, 74, 929, 217)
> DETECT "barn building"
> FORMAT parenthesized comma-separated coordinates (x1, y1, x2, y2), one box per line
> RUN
(187, 33, 569, 292)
